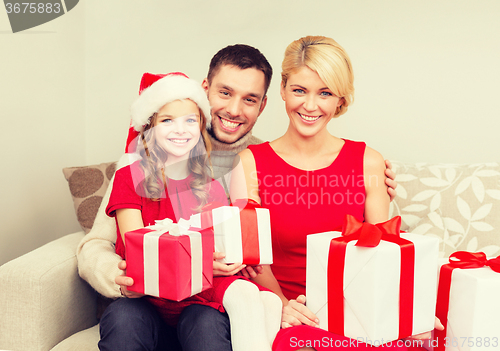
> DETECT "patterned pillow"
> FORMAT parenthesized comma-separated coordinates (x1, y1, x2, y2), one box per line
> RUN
(389, 161, 500, 258)
(63, 162, 117, 233)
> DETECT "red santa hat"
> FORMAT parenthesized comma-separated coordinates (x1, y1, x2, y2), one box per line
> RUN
(125, 72, 211, 154)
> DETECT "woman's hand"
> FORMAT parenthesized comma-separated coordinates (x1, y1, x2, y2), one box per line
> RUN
(406, 317, 444, 341)
(281, 295, 319, 329)
(213, 252, 246, 276)
(115, 260, 145, 298)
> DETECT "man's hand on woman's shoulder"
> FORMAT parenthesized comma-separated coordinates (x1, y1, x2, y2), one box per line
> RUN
(385, 159, 398, 201)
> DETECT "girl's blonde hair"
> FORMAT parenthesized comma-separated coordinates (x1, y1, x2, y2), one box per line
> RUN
(139, 102, 212, 211)
(281, 36, 354, 117)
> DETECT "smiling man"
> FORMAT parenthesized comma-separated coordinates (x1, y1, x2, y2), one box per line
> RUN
(201, 45, 272, 190)
(204, 57, 269, 144)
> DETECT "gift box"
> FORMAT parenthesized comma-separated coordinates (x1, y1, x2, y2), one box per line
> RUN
(306, 215, 439, 345)
(190, 199, 272, 265)
(433, 252, 500, 351)
(125, 218, 213, 301)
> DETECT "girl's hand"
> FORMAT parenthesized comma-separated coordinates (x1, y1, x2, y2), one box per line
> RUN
(213, 252, 246, 276)
(281, 295, 319, 329)
(115, 260, 145, 298)
(237, 265, 264, 279)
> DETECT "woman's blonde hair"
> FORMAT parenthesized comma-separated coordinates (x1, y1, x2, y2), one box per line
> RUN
(281, 36, 354, 117)
(139, 102, 212, 211)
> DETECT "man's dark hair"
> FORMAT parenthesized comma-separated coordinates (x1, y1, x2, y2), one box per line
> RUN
(207, 44, 273, 95)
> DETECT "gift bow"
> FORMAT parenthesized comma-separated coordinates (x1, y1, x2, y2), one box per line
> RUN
(148, 217, 191, 236)
(447, 251, 500, 272)
(328, 215, 414, 339)
(341, 214, 402, 247)
(434, 251, 500, 351)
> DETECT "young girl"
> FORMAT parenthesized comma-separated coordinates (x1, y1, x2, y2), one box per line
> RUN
(106, 72, 281, 351)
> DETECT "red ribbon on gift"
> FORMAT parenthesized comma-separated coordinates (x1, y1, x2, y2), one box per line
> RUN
(231, 199, 261, 265)
(327, 215, 415, 340)
(434, 251, 500, 351)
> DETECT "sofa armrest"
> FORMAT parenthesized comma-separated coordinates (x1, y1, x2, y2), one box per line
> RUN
(0, 232, 98, 351)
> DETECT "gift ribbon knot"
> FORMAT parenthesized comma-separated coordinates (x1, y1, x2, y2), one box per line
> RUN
(328, 215, 414, 340)
(435, 251, 500, 351)
(448, 251, 500, 272)
(341, 214, 402, 247)
(147, 217, 191, 236)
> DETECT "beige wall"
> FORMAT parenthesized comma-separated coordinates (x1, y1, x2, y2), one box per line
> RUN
(1, 0, 499, 265)
(0, 3, 85, 265)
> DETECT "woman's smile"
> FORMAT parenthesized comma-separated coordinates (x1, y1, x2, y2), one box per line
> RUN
(298, 113, 321, 123)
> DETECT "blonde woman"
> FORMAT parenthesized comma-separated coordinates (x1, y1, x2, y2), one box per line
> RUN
(231, 36, 441, 351)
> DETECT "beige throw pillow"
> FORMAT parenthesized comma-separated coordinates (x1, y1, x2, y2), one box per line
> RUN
(63, 162, 117, 233)
(390, 161, 500, 258)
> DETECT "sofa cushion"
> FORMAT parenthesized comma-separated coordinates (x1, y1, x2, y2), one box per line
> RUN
(390, 161, 500, 258)
(63, 162, 117, 233)
(50, 325, 99, 351)
(0, 233, 98, 351)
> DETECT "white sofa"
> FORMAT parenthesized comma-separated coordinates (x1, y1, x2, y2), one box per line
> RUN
(0, 232, 99, 351)
(1, 160, 499, 351)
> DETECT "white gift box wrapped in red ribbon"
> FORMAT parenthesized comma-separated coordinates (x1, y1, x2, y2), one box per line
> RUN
(306, 215, 439, 345)
(125, 218, 213, 301)
(190, 199, 272, 265)
(433, 251, 500, 351)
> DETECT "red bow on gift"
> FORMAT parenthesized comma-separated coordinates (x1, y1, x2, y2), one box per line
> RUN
(328, 215, 415, 340)
(341, 214, 402, 247)
(447, 251, 500, 272)
(435, 251, 500, 351)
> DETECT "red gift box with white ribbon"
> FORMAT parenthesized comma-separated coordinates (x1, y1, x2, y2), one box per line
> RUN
(306, 215, 439, 345)
(190, 199, 273, 265)
(433, 251, 500, 351)
(125, 218, 213, 301)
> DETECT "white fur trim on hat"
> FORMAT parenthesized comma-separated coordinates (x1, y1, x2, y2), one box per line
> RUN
(130, 75, 211, 132)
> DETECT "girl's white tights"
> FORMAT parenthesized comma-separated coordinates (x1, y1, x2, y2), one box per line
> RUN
(222, 279, 282, 351)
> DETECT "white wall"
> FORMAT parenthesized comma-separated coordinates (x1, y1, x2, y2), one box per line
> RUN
(0, 3, 85, 265)
(84, 0, 500, 166)
(1, 0, 499, 265)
